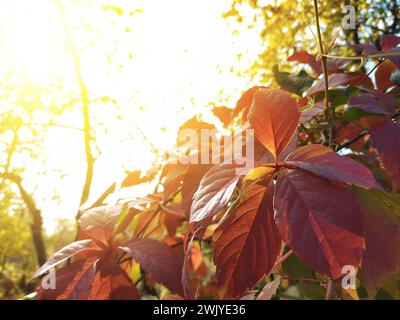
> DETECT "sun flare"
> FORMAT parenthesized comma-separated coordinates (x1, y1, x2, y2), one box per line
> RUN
(0, 0, 262, 232)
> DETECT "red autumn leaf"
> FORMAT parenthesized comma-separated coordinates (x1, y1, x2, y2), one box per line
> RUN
(36, 259, 88, 300)
(79, 206, 122, 244)
(285, 144, 380, 189)
(307, 72, 373, 97)
(178, 116, 216, 134)
(57, 257, 98, 300)
(355, 188, 400, 295)
(288, 51, 322, 75)
(233, 86, 269, 121)
(274, 169, 365, 279)
(160, 204, 186, 237)
(375, 60, 398, 92)
(189, 164, 240, 227)
(182, 236, 196, 300)
(213, 183, 281, 299)
(212, 106, 233, 127)
(162, 163, 190, 202)
(121, 170, 143, 188)
(381, 35, 400, 52)
(288, 51, 345, 75)
(89, 256, 140, 300)
(181, 164, 213, 216)
(248, 88, 300, 161)
(31, 240, 95, 280)
(336, 123, 366, 150)
(370, 120, 400, 190)
(114, 208, 140, 235)
(347, 92, 397, 115)
(119, 239, 184, 296)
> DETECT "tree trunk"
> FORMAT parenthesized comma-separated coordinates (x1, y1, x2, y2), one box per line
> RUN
(1, 173, 47, 266)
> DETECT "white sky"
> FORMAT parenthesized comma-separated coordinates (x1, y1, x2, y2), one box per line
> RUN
(0, 0, 264, 232)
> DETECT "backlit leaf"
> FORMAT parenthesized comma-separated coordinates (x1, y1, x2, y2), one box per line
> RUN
(31, 240, 95, 280)
(274, 169, 365, 279)
(285, 144, 380, 189)
(214, 183, 281, 298)
(355, 188, 400, 295)
(79, 206, 122, 244)
(189, 164, 240, 227)
(248, 88, 300, 161)
(119, 239, 184, 296)
(89, 256, 140, 300)
(370, 120, 400, 191)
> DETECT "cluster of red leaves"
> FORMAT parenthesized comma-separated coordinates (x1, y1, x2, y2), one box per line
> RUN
(31, 35, 400, 300)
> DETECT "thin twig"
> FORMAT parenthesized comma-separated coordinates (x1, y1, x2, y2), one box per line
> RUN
(325, 280, 336, 300)
(336, 130, 368, 151)
(313, 0, 334, 147)
(313, 1, 336, 299)
(272, 249, 294, 270)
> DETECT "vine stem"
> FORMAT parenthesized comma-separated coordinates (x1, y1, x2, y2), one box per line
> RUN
(272, 249, 294, 270)
(325, 279, 336, 300)
(313, 0, 336, 299)
(313, 0, 334, 147)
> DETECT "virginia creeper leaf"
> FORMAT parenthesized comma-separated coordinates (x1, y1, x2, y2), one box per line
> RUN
(233, 86, 268, 121)
(274, 169, 365, 279)
(248, 88, 300, 161)
(31, 240, 94, 280)
(57, 257, 98, 300)
(189, 164, 240, 226)
(381, 35, 400, 52)
(119, 239, 184, 296)
(36, 260, 88, 300)
(347, 92, 397, 116)
(307, 72, 373, 97)
(355, 188, 400, 295)
(89, 256, 140, 300)
(214, 183, 281, 298)
(370, 120, 400, 190)
(285, 144, 380, 189)
(375, 60, 397, 92)
(79, 206, 122, 244)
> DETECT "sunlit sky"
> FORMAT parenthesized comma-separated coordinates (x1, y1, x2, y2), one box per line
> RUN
(0, 0, 265, 232)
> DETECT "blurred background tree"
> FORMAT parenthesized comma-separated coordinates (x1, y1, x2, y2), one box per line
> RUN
(223, 0, 399, 82)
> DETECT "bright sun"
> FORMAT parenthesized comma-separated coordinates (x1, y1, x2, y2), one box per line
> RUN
(0, 0, 263, 232)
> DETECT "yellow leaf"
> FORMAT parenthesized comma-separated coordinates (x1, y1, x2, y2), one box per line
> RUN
(244, 167, 275, 181)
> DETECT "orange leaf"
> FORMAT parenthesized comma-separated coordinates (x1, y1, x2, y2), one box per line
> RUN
(248, 88, 300, 161)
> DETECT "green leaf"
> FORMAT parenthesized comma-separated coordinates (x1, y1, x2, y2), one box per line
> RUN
(273, 65, 313, 96)
(390, 69, 400, 86)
